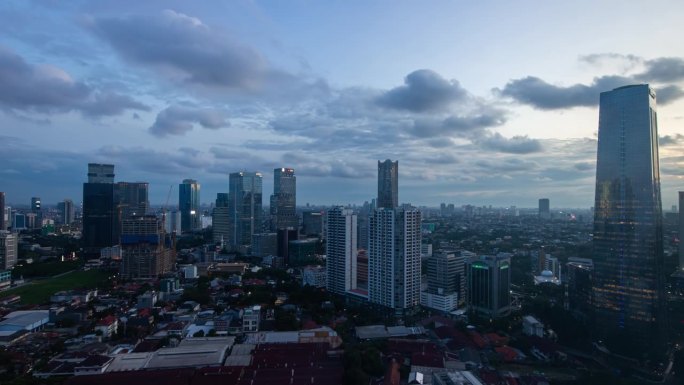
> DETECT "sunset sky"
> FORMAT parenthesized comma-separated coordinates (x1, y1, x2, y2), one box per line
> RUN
(2, 0, 684, 208)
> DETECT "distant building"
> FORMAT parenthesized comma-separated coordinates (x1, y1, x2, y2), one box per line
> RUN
(377, 159, 398, 209)
(466, 254, 511, 318)
(326, 207, 357, 295)
(276, 228, 297, 267)
(0, 192, 5, 230)
(242, 305, 261, 332)
(523, 316, 544, 337)
(115, 182, 149, 218)
(302, 210, 324, 237)
(566, 257, 593, 321)
(538, 198, 550, 219)
(82, 163, 116, 257)
(271, 168, 298, 230)
(251, 232, 277, 257)
(302, 266, 326, 288)
(212, 193, 230, 244)
(228, 172, 262, 250)
(31, 197, 42, 229)
(57, 199, 75, 225)
(179, 179, 200, 233)
(0, 231, 18, 270)
(288, 239, 318, 266)
(356, 249, 369, 291)
(120, 215, 174, 279)
(424, 250, 473, 310)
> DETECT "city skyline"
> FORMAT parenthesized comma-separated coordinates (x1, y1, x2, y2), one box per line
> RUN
(2, 2, 684, 207)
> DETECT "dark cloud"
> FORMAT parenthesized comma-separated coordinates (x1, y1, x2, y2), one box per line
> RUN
(475, 133, 542, 154)
(637, 57, 684, 83)
(149, 105, 229, 137)
(660, 134, 684, 146)
(376, 69, 468, 112)
(88, 10, 287, 93)
(0, 46, 148, 116)
(580, 53, 641, 65)
(501, 56, 684, 109)
(574, 162, 594, 171)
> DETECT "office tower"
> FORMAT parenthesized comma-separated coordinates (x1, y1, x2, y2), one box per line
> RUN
(679, 191, 684, 272)
(276, 228, 297, 266)
(228, 172, 262, 249)
(326, 207, 358, 295)
(164, 210, 182, 235)
(31, 197, 42, 228)
(592, 84, 666, 352)
(368, 206, 421, 315)
(212, 193, 230, 244)
(13, 213, 25, 231)
(566, 257, 593, 322)
(271, 168, 298, 230)
(302, 210, 324, 237)
(58, 199, 75, 225)
(116, 182, 149, 218)
(120, 215, 174, 279)
(377, 159, 398, 209)
(179, 179, 200, 233)
(0, 192, 4, 230)
(0, 231, 18, 270)
(83, 163, 116, 257)
(466, 254, 511, 318)
(288, 238, 319, 265)
(538, 198, 550, 219)
(422, 250, 469, 312)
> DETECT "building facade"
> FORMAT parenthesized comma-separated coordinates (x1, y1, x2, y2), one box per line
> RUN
(0, 231, 18, 270)
(212, 193, 230, 245)
(326, 207, 358, 295)
(120, 215, 174, 279)
(538, 198, 550, 219)
(271, 168, 298, 230)
(0, 192, 5, 230)
(592, 84, 666, 353)
(466, 254, 511, 318)
(228, 172, 262, 250)
(179, 179, 200, 233)
(368, 207, 421, 315)
(377, 160, 398, 209)
(82, 164, 116, 257)
(58, 199, 75, 225)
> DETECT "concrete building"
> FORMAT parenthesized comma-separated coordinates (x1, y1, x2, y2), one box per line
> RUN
(0, 231, 17, 270)
(538, 198, 550, 219)
(326, 207, 357, 295)
(421, 250, 473, 312)
(377, 159, 398, 209)
(120, 215, 174, 279)
(270, 168, 298, 230)
(302, 265, 326, 288)
(523, 316, 544, 337)
(229, 172, 262, 250)
(243, 306, 261, 332)
(251, 232, 277, 257)
(0, 192, 4, 230)
(57, 199, 75, 225)
(368, 206, 421, 316)
(212, 193, 230, 244)
(302, 210, 324, 237)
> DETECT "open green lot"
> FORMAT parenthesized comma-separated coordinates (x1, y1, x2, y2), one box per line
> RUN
(0, 270, 113, 305)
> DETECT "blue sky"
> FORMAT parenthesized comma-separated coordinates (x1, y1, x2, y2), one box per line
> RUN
(2, 0, 684, 208)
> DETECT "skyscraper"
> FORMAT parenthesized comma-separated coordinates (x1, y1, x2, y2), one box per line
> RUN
(213, 193, 230, 244)
(31, 197, 42, 228)
(83, 163, 116, 257)
(538, 198, 550, 219)
(678, 191, 684, 272)
(179, 179, 200, 233)
(229, 172, 263, 249)
(58, 199, 75, 225)
(592, 84, 666, 353)
(116, 182, 149, 218)
(0, 192, 5, 231)
(368, 206, 422, 315)
(120, 215, 174, 279)
(271, 168, 298, 230)
(326, 207, 358, 295)
(377, 160, 398, 209)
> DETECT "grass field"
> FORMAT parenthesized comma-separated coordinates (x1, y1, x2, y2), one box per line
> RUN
(0, 270, 113, 305)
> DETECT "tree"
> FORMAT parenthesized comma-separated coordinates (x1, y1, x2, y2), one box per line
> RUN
(193, 329, 205, 337)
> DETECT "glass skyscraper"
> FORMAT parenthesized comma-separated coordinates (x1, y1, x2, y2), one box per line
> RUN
(592, 84, 666, 353)
(229, 172, 263, 249)
(271, 167, 297, 230)
(179, 179, 200, 233)
(377, 159, 398, 209)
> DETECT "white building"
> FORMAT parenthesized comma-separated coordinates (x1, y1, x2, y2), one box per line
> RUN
(523, 315, 544, 337)
(325, 207, 357, 295)
(420, 291, 458, 313)
(0, 231, 17, 270)
(242, 305, 261, 332)
(368, 206, 421, 315)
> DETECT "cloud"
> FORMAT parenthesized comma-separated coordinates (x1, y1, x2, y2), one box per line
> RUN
(501, 56, 684, 109)
(149, 105, 229, 137)
(376, 69, 468, 112)
(475, 133, 542, 154)
(89, 10, 287, 93)
(0, 46, 148, 116)
(660, 134, 684, 146)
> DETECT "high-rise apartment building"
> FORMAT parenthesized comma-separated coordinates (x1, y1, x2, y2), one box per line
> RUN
(213, 193, 230, 244)
(592, 84, 666, 353)
(83, 163, 116, 257)
(326, 207, 358, 295)
(271, 168, 298, 230)
(120, 215, 174, 279)
(58, 199, 75, 225)
(538, 198, 550, 219)
(466, 254, 511, 318)
(179, 179, 200, 233)
(368, 206, 421, 315)
(229, 172, 262, 249)
(377, 160, 398, 209)
(0, 231, 17, 270)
